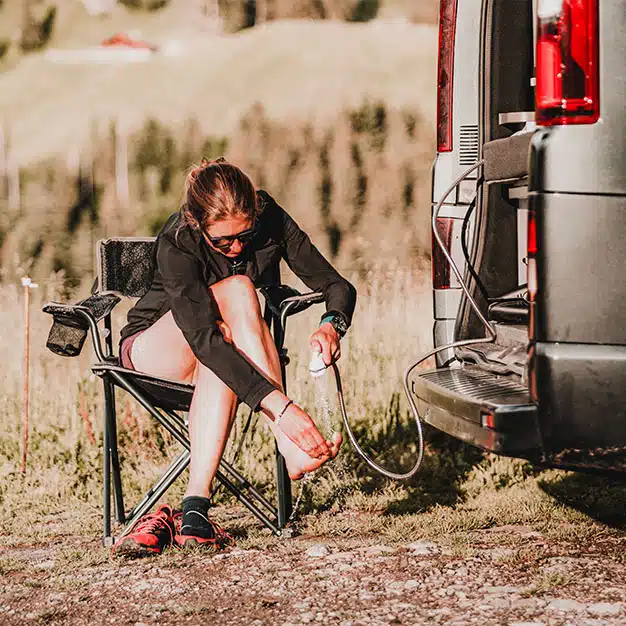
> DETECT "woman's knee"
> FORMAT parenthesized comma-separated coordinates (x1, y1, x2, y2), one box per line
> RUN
(212, 275, 257, 302)
(211, 275, 263, 329)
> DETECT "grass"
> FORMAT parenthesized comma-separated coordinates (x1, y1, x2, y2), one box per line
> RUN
(1, 265, 626, 559)
(0, 266, 431, 535)
(0, 557, 24, 576)
(522, 571, 574, 597)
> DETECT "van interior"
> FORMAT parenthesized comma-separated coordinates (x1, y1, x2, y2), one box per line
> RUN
(453, 0, 535, 381)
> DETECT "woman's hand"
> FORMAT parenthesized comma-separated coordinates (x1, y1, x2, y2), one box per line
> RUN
(260, 391, 332, 459)
(309, 322, 341, 366)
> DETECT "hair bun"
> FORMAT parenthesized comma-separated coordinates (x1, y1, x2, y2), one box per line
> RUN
(190, 156, 227, 179)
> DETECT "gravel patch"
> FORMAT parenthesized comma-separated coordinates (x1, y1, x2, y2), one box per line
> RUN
(1, 523, 626, 625)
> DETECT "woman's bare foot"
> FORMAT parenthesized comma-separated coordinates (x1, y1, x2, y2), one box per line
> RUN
(274, 429, 342, 480)
(259, 391, 342, 479)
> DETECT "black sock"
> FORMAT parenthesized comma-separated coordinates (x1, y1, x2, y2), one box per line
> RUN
(181, 496, 215, 539)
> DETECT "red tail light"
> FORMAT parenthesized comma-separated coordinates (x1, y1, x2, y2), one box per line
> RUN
(536, 0, 599, 125)
(433, 217, 454, 289)
(527, 208, 537, 258)
(437, 0, 458, 151)
(527, 209, 537, 302)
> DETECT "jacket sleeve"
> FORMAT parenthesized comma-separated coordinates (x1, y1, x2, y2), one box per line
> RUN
(261, 191, 357, 328)
(156, 233, 277, 410)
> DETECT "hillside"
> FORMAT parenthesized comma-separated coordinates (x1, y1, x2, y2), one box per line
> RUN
(0, 18, 437, 167)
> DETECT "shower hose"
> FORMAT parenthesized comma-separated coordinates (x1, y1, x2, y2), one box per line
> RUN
(327, 160, 497, 480)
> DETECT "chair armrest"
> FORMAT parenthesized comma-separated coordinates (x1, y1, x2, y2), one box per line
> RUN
(259, 285, 324, 319)
(279, 291, 325, 318)
(43, 293, 121, 357)
(43, 292, 121, 326)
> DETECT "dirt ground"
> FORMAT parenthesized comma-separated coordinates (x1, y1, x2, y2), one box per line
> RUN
(2, 507, 626, 626)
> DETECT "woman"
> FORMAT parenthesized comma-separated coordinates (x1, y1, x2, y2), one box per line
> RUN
(113, 158, 356, 556)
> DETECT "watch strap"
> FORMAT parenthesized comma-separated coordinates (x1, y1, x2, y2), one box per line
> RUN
(319, 311, 348, 338)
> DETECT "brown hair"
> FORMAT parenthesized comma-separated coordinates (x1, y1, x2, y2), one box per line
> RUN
(178, 157, 262, 235)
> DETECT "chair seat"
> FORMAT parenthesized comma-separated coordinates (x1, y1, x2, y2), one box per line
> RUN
(92, 362, 194, 412)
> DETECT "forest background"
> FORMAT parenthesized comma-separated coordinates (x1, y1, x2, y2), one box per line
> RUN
(0, 0, 437, 289)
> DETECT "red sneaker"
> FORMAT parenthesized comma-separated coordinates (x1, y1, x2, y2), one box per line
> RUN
(112, 505, 175, 557)
(172, 511, 235, 551)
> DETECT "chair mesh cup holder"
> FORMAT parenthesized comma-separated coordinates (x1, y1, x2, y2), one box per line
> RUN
(46, 316, 88, 357)
(44, 294, 121, 358)
(42, 236, 325, 544)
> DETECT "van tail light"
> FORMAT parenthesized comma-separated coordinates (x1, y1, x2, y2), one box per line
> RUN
(433, 217, 454, 289)
(436, 0, 458, 151)
(527, 209, 537, 302)
(536, 0, 599, 125)
(528, 209, 538, 340)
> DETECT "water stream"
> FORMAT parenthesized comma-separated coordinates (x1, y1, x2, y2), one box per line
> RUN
(288, 368, 351, 524)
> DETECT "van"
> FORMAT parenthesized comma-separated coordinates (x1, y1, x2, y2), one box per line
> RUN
(413, 0, 626, 473)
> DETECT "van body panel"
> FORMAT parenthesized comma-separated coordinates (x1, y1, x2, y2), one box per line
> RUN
(532, 342, 626, 471)
(532, 191, 626, 345)
(431, 0, 483, 360)
(432, 0, 482, 202)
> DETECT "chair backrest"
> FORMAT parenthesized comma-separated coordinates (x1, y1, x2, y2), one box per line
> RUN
(96, 237, 156, 298)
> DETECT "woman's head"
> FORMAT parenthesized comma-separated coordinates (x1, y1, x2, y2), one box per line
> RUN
(180, 158, 262, 257)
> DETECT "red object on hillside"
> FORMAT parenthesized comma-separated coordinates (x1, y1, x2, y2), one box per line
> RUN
(101, 33, 158, 52)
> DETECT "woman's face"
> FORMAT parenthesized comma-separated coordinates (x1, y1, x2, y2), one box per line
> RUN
(203, 215, 255, 259)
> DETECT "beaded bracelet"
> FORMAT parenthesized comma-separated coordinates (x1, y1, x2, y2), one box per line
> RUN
(274, 400, 293, 427)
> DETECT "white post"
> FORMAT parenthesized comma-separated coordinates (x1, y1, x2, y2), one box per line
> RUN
(21, 276, 38, 475)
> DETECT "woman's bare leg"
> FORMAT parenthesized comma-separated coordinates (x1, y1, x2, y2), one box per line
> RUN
(185, 354, 239, 498)
(130, 312, 239, 498)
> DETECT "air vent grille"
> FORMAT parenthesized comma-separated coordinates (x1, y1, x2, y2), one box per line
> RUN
(459, 125, 479, 166)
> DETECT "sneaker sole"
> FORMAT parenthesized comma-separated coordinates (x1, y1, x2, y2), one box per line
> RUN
(173, 535, 222, 551)
(113, 537, 163, 558)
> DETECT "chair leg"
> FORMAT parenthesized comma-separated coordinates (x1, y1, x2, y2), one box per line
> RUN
(275, 444, 293, 527)
(121, 451, 190, 539)
(274, 318, 293, 529)
(106, 395, 125, 525)
(102, 379, 113, 545)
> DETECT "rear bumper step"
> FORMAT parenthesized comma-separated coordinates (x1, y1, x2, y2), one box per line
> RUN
(412, 366, 542, 458)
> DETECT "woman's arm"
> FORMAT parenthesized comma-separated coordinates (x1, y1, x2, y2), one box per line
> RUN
(157, 233, 277, 411)
(260, 190, 357, 331)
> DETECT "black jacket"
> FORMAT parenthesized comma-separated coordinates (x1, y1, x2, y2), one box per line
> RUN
(120, 190, 357, 410)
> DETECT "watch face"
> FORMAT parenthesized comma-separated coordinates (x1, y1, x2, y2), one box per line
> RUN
(331, 316, 348, 337)
(321, 313, 348, 337)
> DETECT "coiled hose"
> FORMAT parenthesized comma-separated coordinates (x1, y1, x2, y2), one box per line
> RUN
(329, 160, 497, 480)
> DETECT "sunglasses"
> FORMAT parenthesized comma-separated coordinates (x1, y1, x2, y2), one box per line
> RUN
(204, 224, 257, 251)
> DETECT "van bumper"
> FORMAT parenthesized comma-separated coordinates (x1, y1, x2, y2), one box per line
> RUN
(530, 342, 626, 472)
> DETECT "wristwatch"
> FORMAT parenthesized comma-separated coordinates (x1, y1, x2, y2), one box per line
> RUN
(319, 312, 348, 338)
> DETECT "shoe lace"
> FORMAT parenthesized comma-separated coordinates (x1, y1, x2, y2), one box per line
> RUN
(131, 509, 174, 542)
(211, 519, 236, 548)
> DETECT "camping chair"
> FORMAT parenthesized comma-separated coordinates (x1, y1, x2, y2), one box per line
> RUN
(43, 237, 324, 545)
